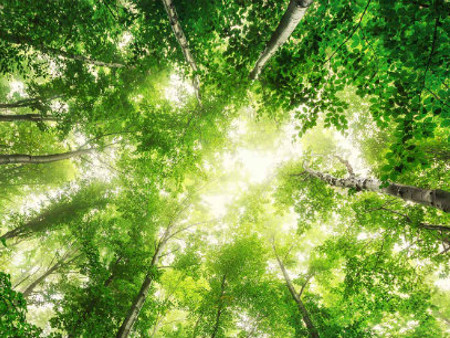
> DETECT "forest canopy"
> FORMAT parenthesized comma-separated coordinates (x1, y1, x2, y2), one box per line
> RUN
(0, 0, 449, 337)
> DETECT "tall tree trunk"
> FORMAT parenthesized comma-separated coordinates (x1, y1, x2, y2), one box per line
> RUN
(0, 98, 42, 109)
(274, 247, 319, 338)
(304, 166, 450, 213)
(0, 185, 108, 242)
(0, 95, 63, 110)
(0, 114, 56, 122)
(161, 0, 202, 104)
(211, 274, 227, 338)
(116, 249, 162, 338)
(22, 253, 79, 298)
(250, 0, 314, 80)
(0, 148, 95, 165)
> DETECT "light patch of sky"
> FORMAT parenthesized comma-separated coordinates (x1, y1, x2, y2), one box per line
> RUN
(333, 129, 370, 176)
(118, 32, 133, 50)
(7, 80, 27, 99)
(202, 116, 303, 218)
(165, 73, 195, 104)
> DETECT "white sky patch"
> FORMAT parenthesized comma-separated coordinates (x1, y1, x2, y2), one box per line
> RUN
(118, 32, 133, 50)
(435, 277, 450, 291)
(201, 114, 305, 225)
(8, 81, 27, 99)
(333, 130, 370, 176)
(165, 73, 195, 104)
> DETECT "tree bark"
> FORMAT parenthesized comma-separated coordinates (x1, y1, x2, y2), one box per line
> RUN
(0, 98, 42, 109)
(116, 250, 161, 338)
(250, 0, 314, 80)
(304, 165, 450, 213)
(161, 0, 202, 104)
(0, 184, 108, 242)
(0, 148, 95, 165)
(22, 253, 79, 298)
(274, 253, 319, 338)
(0, 114, 56, 122)
(211, 274, 227, 338)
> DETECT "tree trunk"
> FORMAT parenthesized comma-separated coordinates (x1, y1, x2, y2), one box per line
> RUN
(0, 98, 42, 109)
(22, 254, 79, 298)
(250, 0, 314, 80)
(304, 166, 450, 213)
(116, 251, 161, 338)
(161, 0, 202, 104)
(211, 274, 227, 338)
(274, 251, 319, 338)
(0, 185, 108, 242)
(0, 148, 95, 165)
(0, 114, 56, 122)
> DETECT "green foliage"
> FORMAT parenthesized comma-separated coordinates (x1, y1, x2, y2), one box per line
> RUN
(0, 272, 42, 337)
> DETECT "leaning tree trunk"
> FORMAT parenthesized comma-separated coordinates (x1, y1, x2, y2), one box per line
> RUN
(116, 250, 162, 338)
(304, 166, 450, 213)
(0, 114, 56, 122)
(250, 0, 314, 80)
(275, 253, 319, 338)
(0, 148, 95, 165)
(0, 185, 108, 242)
(211, 274, 227, 338)
(161, 0, 202, 104)
(22, 253, 79, 298)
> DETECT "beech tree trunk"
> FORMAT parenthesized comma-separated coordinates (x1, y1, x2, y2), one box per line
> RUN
(274, 253, 319, 338)
(0, 98, 42, 109)
(22, 253, 79, 298)
(304, 166, 450, 213)
(161, 0, 202, 104)
(250, 0, 314, 80)
(0, 148, 95, 165)
(211, 274, 227, 338)
(116, 250, 161, 338)
(0, 114, 56, 122)
(0, 186, 108, 242)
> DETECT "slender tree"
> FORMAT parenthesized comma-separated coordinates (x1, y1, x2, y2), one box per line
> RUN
(161, 0, 202, 104)
(303, 163, 450, 213)
(250, 0, 314, 80)
(0, 148, 96, 166)
(0, 114, 57, 122)
(272, 243, 319, 338)
(211, 274, 227, 338)
(22, 251, 80, 298)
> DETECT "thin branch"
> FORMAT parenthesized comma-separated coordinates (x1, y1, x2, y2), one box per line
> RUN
(334, 155, 355, 176)
(324, 0, 372, 64)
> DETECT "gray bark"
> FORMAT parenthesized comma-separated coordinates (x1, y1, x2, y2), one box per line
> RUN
(0, 185, 108, 242)
(116, 249, 161, 338)
(22, 253, 79, 298)
(0, 148, 95, 165)
(274, 248, 319, 338)
(211, 274, 227, 338)
(0, 114, 56, 122)
(161, 0, 202, 104)
(304, 166, 450, 213)
(250, 0, 314, 80)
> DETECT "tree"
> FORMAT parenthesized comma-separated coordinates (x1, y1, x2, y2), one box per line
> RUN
(303, 161, 450, 213)
(250, 0, 314, 80)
